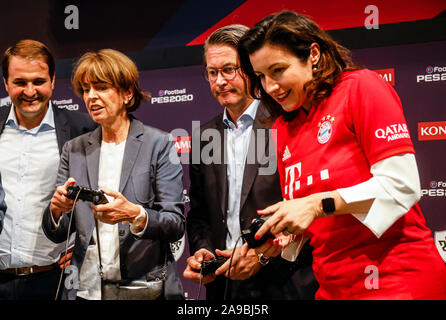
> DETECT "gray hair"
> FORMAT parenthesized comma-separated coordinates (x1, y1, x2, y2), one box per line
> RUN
(203, 24, 249, 65)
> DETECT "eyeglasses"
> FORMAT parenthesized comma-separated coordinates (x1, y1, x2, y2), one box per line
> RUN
(204, 66, 240, 82)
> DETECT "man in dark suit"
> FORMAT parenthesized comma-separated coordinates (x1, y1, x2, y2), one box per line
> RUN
(184, 25, 317, 300)
(0, 39, 96, 299)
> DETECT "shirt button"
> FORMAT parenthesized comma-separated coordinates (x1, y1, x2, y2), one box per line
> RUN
(119, 230, 125, 236)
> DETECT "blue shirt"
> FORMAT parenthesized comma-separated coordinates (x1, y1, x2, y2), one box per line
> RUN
(0, 173, 6, 234)
(0, 103, 64, 268)
(223, 100, 259, 250)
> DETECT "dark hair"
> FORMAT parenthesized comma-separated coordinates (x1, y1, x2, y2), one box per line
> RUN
(72, 49, 150, 113)
(238, 11, 358, 122)
(203, 24, 249, 65)
(2, 39, 55, 81)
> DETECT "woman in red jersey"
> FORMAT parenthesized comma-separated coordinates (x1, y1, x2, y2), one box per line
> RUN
(237, 11, 446, 300)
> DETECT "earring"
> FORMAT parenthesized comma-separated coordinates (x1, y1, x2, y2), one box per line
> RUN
(312, 64, 318, 71)
(125, 96, 133, 106)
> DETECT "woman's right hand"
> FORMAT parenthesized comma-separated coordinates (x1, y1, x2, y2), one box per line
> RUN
(49, 178, 77, 221)
(255, 195, 323, 239)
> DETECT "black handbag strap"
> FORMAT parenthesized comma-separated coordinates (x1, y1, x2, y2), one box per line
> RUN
(95, 219, 104, 280)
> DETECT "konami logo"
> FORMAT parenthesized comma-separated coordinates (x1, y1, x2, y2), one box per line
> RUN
(418, 121, 446, 141)
(174, 136, 191, 153)
(374, 68, 395, 86)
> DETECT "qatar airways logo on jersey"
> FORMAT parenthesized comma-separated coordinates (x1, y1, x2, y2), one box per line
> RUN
(284, 162, 329, 199)
(375, 123, 410, 141)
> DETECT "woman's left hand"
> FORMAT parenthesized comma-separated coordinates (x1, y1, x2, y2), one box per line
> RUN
(92, 188, 141, 225)
(255, 194, 323, 239)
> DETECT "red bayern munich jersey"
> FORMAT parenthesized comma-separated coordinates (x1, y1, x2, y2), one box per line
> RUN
(273, 69, 446, 299)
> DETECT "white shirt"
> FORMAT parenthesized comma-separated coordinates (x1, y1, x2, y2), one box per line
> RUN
(282, 153, 421, 261)
(223, 100, 259, 250)
(77, 140, 126, 300)
(0, 104, 64, 268)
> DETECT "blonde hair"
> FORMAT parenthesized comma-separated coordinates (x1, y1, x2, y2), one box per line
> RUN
(72, 49, 150, 112)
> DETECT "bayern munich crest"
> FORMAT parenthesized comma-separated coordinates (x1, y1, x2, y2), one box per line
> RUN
(317, 115, 335, 144)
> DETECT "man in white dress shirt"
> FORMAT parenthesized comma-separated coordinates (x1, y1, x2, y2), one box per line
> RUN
(0, 173, 6, 234)
(0, 39, 96, 299)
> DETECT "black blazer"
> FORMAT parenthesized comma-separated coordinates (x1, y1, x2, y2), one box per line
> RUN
(187, 104, 314, 300)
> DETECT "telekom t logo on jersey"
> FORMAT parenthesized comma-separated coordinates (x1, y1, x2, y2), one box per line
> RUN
(284, 163, 330, 199)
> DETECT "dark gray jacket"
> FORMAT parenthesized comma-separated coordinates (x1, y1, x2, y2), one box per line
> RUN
(42, 117, 185, 300)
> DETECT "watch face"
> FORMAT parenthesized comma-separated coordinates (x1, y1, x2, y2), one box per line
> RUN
(322, 197, 335, 214)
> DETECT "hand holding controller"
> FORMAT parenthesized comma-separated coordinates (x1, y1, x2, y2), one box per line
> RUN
(241, 217, 275, 248)
(199, 257, 228, 276)
(66, 185, 108, 205)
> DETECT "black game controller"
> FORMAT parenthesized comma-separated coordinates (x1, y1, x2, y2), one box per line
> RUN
(199, 257, 228, 276)
(241, 218, 275, 248)
(66, 184, 108, 205)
